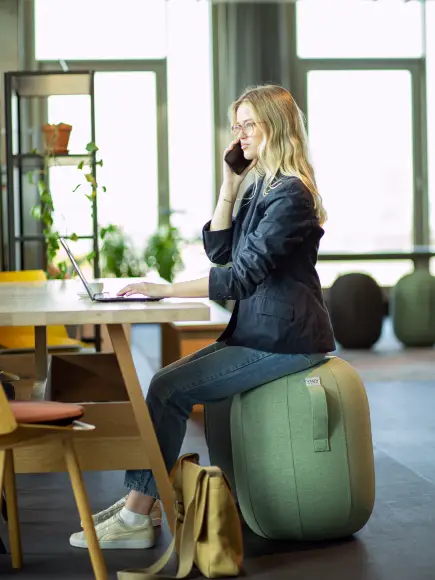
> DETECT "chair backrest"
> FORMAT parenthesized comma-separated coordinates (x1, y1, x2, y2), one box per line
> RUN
(0, 270, 47, 283)
(0, 385, 18, 436)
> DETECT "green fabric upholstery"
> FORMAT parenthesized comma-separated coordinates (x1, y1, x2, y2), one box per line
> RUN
(230, 356, 375, 540)
(392, 269, 435, 347)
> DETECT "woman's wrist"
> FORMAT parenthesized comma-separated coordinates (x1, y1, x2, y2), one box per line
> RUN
(219, 191, 237, 205)
(220, 182, 239, 202)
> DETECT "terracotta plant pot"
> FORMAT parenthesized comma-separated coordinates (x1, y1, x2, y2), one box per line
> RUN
(42, 123, 72, 154)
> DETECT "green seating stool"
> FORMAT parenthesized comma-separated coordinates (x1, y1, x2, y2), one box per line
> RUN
(206, 356, 375, 541)
(391, 269, 435, 347)
(328, 273, 384, 349)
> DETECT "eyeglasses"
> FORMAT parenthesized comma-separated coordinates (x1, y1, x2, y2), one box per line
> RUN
(231, 121, 261, 139)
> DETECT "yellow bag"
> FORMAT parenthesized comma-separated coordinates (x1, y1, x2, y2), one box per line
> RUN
(118, 453, 244, 579)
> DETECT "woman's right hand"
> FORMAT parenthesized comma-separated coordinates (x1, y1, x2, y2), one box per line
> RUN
(222, 140, 257, 199)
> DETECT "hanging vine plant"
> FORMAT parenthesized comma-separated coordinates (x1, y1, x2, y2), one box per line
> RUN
(29, 141, 106, 279)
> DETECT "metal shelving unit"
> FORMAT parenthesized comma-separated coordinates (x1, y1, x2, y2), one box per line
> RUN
(3, 70, 100, 274)
(2, 70, 101, 349)
(0, 162, 6, 271)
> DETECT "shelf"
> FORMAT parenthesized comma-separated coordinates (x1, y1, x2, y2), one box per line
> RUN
(9, 72, 92, 97)
(13, 153, 91, 170)
(318, 247, 435, 261)
(14, 235, 95, 243)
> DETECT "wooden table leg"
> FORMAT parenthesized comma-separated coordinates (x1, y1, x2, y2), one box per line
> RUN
(107, 324, 174, 532)
(32, 326, 49, 400)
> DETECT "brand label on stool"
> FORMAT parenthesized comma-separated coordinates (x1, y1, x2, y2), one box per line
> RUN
(305, 376, 322, 387)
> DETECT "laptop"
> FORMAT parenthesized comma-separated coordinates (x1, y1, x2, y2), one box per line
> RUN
(60, 237, 161, 303)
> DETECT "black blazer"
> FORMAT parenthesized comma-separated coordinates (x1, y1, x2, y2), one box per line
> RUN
(202, 175, 336, 354)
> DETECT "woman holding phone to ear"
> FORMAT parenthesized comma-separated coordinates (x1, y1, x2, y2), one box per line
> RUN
(70, 84, 335, 550)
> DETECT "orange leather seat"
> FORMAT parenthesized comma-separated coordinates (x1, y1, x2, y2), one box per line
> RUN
(10, 401, 84, 426)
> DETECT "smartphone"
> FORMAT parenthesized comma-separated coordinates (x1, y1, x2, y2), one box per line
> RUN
(224, 141, 251, 175)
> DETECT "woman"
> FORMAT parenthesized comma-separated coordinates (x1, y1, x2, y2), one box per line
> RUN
(70, 84, 335, 549)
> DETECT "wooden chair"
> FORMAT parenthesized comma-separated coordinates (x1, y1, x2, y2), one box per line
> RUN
(0, 389, 108, 579)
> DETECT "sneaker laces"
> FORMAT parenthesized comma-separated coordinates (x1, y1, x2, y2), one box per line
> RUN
(94, 496, 127, 520)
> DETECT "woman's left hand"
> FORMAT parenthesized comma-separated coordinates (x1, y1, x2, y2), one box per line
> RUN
(116, 281, 171, 298)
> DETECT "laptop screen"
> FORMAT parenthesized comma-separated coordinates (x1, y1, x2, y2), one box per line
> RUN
(59, 237, 95, 299)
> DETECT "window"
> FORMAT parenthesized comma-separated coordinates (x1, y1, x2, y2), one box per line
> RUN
(48, 72, 159, 247)
(308, 69, 414, 252)
(306, 69, 415, 287)
(317, 260, 414, 289)
(297, 0, 423, 59)
(35, 0, 214, 279)
(35, 0, 167, 60)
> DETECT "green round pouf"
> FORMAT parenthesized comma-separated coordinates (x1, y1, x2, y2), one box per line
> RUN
(206, 357, 375, 541)
(392, 269, 435, 347)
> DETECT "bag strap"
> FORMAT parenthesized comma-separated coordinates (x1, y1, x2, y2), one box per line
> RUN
(304, 376, 330, 452)
(117, 469, 207, 580)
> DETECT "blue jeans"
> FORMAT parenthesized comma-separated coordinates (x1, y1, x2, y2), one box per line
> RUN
(124, 342, 327, 498)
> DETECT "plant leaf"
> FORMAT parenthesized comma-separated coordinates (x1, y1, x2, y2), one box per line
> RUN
(86, 250, 96, 263)
(102, 186, 107, 193)
(77, 161, 84, 170)
(86, 142, 99, 153)
(37, 180, 46, 196)
(85, 173, 96, 185)
(58, 261, 68, 276)
(72, 184, 81, 193)
(70, 233, 79, 242)
(31, 205, 41, 220)
(40, 192, 52, 204)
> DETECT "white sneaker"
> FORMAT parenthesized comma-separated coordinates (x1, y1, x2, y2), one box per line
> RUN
(83, 497, 162, 528)
(70, 511, 155, 550)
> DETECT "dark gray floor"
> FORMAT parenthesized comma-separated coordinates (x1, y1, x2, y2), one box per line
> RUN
(1, 323, 435, 579)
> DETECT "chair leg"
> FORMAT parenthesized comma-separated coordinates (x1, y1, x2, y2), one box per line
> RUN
(4, 449, 22, 569)
(63, 438, 108, 580)
(0, 451, 9, 553)
(0, 450, 6, 518)
(1, 492, 8, 523)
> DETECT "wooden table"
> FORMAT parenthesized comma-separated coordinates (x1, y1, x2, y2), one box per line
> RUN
(0, 278, 210, 529)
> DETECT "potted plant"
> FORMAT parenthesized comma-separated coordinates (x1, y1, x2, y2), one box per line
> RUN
(100, 224, 144, 278)
(42, 122, 72, 154)
(144, 223, 184, 283)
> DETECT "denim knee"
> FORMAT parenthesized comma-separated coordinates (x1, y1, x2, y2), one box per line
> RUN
(146, 372, 172, 405)
(146, 372, 191, 418)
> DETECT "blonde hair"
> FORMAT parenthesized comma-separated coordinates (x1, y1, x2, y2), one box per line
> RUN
(230, 84, 327, 226)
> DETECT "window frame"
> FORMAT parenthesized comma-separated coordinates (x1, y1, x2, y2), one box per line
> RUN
(294, 57, 428, 251)
(294, 0, 424, 61)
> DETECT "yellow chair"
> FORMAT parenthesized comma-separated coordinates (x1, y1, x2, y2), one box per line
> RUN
(0, 271, 85, 350)
(0, 392, 107, 578)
